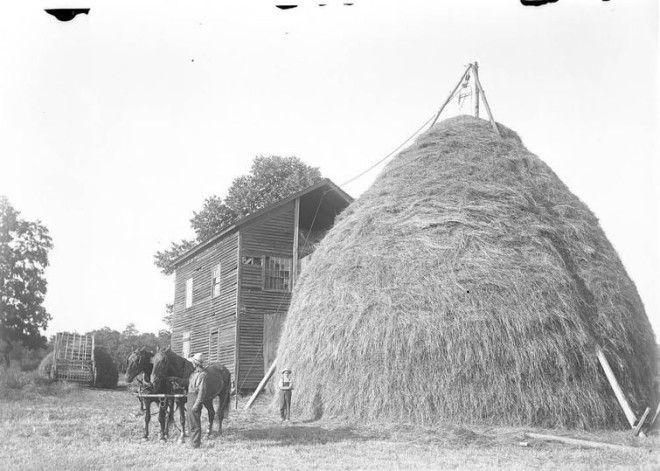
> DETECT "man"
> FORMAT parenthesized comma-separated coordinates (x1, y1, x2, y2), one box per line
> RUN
(187, 352, 208, 448)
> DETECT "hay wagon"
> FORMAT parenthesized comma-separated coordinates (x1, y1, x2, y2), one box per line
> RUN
(51, 332, 97, 385)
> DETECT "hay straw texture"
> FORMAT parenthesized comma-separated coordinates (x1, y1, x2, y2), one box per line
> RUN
(276, 116, 657, 428)
(37, 352, 54, 378)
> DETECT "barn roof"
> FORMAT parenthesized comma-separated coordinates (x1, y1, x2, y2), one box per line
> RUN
(172, 178, 353, 268)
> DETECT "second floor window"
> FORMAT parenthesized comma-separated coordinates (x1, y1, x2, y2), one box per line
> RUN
(212, 263, 222, 298)
(185, 278, 193, 308)
(264, 256, 292, 292)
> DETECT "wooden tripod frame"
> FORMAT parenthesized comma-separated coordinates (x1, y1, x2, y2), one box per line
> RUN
(430, 62, 501, 137)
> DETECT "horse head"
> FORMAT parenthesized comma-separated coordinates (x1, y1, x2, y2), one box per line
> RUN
(125, 347, 154, 383)
(151, 347, 195, 389)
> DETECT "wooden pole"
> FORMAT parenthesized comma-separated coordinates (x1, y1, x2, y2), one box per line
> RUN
(647, 402, 660, 432)
(244, 360, 278, 409)
(633, 407, 650, 437)
(292, 198, 300, 286)
(429, 65, 472, 128)
(472, 70, 502, 137)
(472, 62, 480, 118)
(234, 231, 242, 409)
(596, 347, 646, 437)
(525, 432, 641, 452)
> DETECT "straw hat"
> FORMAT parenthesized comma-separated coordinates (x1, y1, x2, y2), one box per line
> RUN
(281, 367, 292, 374)
(190, 352, 205, 367)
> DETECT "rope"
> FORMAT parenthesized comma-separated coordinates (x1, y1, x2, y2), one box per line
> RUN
(339, 114, 435, 188)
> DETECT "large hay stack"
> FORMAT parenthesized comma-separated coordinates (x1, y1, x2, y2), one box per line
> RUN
(276, 116, 656, 428)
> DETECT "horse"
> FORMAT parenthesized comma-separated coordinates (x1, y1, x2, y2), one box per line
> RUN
(125, 347, 187, 441)
(151, 347, 232, 440)
(125, 347, 154, 414)
(142, 375, 188, 442)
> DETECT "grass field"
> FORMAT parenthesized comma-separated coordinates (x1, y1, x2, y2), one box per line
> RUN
(0, 377, 658, 470)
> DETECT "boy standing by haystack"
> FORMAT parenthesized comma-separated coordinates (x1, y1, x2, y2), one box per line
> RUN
(278, 368, 293, 422)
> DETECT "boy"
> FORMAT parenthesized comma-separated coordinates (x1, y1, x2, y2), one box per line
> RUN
(278, 368, 293, 422)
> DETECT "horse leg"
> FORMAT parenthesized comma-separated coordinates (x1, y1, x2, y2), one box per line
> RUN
(166, 399, 175, 438)
(216, 393, 224, 436)
(205, 400, 215, 438)
(135, 397, 144, 417)
(178, 399, 187, 443)
(158, 400, 168, 441)
(143, 400, 151, 440)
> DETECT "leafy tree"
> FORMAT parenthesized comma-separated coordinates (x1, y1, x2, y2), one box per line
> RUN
(0, 196, 53, 366)
(154, 155, 322, 274)
(86, 325, 172, 373)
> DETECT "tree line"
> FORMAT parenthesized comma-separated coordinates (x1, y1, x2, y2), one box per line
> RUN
(2, 155, 322, 368)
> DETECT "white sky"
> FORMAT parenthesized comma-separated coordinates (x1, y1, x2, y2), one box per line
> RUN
(0, 0, 658, 338)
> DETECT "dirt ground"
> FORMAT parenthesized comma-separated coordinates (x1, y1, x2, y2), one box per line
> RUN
(0, 383, 658, 470)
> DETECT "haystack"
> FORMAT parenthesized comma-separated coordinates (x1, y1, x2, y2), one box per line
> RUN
(92, 347, 118, 389)
(37, 352, 54, 379)
(276, 116, 656, 428)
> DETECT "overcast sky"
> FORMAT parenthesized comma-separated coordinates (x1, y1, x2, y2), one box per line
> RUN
(0, 0, 658, 338)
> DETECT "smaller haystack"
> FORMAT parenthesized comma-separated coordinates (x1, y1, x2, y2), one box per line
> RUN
(93, 347, 118, 389)
(37, 352, 54, 379)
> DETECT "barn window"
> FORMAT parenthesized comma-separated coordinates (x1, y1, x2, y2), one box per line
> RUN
(185, 278, 193, 308)
(182, 331, 191, 358)
(264, 256, 292, 292)
(209, 330, 219, 362)
(212, 263, 222, 298)
(242, 256, 262, 266)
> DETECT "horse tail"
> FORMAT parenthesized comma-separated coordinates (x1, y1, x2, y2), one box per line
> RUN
(221, 370, 231, 419)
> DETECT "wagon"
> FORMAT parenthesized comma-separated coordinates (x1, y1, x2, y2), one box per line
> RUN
(51, 332, 96, 385)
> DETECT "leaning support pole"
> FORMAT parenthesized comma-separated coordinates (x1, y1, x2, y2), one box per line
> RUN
(429, 65, 472, 128)
(633, 407, 651, 437)
(244, 360, 278, 409)
(596, 347, 646, 438)
(472, 69, 502, 137)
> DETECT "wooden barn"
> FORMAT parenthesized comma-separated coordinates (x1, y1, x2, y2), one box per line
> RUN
(169, 179, 352, 391)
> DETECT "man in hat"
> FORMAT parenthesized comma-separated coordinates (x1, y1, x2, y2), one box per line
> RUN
(278, 367, 293, 422)
(187, 352, 208, 448)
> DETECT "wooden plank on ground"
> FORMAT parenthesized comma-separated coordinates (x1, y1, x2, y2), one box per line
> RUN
(524, 432, 640, 452)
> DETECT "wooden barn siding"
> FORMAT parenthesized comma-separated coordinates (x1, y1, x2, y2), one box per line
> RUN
(237, 202, 295, 389)
(171, 231, 239, 376)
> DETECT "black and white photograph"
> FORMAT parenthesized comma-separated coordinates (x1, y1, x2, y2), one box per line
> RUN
(0, 1, 658, 469)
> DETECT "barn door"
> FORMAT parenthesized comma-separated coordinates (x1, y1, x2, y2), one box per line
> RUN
(263, 311, 287, 386)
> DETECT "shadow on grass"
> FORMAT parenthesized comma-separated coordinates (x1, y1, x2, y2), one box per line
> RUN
(234, 425, 388, 446)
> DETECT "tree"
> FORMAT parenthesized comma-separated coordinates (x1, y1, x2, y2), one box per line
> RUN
(154, 155, 322, 274)
(87, 324, 172, 373)
(162, 303, 174, 330)
(0, 196, 53, 367)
